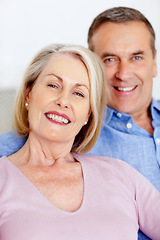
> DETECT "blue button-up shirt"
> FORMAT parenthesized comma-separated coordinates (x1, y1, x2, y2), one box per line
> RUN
(88, 98, 160, 192)
(0, 98, 160, 240)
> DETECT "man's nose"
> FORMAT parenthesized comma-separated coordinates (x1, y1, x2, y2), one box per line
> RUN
(115, 61, 133, 81)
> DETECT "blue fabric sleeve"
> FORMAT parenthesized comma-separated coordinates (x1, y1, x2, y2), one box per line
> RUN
(0, 131, 27, 157)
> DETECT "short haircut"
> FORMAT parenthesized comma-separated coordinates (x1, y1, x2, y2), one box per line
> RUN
(13, 44, 107, 153)
(88, 6, 156, 56)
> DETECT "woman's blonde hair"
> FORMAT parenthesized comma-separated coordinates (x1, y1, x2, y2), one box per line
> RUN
(14, 44, 107, 153)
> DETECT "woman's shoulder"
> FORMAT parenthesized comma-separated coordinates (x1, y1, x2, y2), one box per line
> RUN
(73, 153, 140, 198)
(72, 152, 135, 178)
(0, 155, 13, 175)
(73, 152, 128, 168)
(0, 156, 11, 187)
(0, 155, 9, 166)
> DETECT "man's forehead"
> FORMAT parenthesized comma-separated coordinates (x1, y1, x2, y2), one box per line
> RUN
(91, 21, 152, 56)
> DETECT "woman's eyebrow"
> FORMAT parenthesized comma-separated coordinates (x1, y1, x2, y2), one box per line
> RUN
(47, 73, 63, 82)
(75, 83, 89, 91)
(47, 73, 89, 91)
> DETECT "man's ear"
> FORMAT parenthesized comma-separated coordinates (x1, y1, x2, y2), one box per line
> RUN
(153, 51, 158, 78)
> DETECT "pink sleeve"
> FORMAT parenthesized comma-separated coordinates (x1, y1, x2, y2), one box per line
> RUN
(123, 162, 160, 240)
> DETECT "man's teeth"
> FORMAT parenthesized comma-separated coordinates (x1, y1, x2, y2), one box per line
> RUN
(46, 114, 70, 124)
(117, 86, 136, 92)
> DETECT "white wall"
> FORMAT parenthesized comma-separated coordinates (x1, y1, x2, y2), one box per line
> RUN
(0, 0, 160, 98)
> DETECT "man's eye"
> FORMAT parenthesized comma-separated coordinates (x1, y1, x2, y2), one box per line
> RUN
(133, 56, 141, 60)
(104, 58, 114, 62)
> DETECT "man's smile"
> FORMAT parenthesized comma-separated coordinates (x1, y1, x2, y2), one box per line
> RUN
(114, 86, 137, 92)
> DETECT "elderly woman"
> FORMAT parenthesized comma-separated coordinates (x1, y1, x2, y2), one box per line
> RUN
(0, 44, 160, 240)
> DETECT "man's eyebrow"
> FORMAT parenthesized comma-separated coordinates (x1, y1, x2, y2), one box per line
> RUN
(132, 50, 144, 55)
(101, 50, 145, 59)
(101, 52, 117, 59)
(46, 73, 89, 90)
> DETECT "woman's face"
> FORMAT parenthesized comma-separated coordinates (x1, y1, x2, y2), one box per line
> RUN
(26, 53, 91, 144)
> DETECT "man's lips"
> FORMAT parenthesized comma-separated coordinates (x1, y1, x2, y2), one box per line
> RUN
(45, 112, 71, 124)
(114, 85, 137, 92)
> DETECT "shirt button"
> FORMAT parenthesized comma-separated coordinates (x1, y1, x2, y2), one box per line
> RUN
(126, 123, 132, 129)
(156, 138, 160, 144)
(117, 113, 122, 118)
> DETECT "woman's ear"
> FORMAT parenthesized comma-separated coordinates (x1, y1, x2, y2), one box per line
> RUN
(87, 108, 92, 121)
(25, 86, 32, 102)
(84, 108, 91, 125)
(25, 86, 32, 107)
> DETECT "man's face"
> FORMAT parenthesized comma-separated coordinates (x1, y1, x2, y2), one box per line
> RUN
(91, 21, 157, 117)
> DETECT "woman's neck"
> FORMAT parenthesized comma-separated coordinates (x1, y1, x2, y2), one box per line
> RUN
(9, 133, 75, 167)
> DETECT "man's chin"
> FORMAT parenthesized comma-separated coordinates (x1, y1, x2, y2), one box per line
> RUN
(108, 103, 135, 115)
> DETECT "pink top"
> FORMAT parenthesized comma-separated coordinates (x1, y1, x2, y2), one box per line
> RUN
(0, 154, 160, 240)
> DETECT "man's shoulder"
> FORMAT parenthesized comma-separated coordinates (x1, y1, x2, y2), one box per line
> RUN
(0, 131, 27, 157)
(0, 131, 21, 142)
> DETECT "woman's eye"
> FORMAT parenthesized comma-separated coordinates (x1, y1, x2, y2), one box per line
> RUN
(74, 92, 84, 97)
(48, 84, 59, 89)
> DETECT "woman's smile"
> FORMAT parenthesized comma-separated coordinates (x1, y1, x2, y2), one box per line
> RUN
(45, 111, 71, 125)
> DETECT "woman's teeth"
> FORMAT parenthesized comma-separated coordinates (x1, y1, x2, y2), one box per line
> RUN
(46, 114, 70, 124)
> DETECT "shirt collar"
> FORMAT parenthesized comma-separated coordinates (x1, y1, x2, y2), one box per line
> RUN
(105, 105, 133, 124)
(151, 98, 160, 113)
(105, 98, 160, 124)
(150, 98, 160, 123)
(105, 106, 114, 124)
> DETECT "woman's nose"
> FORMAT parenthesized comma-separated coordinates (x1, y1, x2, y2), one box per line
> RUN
(55, 92, 70, 108)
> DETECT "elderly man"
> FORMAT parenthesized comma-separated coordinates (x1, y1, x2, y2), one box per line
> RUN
(86, 7, 160, 240)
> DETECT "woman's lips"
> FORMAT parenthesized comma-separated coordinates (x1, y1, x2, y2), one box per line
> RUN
(45, 111, 71, 124)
